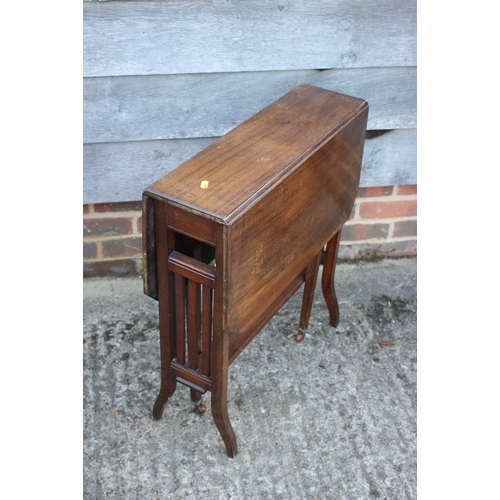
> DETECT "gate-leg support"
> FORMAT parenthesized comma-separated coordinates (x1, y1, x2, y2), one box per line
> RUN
(321, 229, 342, 328)
(299, 253, 322, 330)
(152, 201, 177, 420)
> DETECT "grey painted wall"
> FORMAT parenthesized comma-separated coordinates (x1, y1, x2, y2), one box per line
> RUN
(83, 0, 417, 204)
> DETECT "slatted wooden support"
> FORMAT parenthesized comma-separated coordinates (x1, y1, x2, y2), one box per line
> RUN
(167, 251, 215, 399)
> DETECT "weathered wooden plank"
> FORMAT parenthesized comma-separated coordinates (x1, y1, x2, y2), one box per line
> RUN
(361, 129, 417, 187)
(83, 130, 416, 204)
(84, 67, 416, 144)
(83, 137, 216, 203)
(83, 0, 416, 77)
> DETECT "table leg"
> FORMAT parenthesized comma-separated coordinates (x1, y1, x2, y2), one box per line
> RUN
(321, 228, 342, 328)
(152, 291, 177, 419)
(211, 326, 237, 458)
(299, 253, 322, 329)
(152, 200, 177, 420)
(210, 224, 237, 458)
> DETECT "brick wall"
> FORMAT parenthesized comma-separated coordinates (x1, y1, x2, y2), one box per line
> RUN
(339, 184, 417, 260)
(83, 201, 143, 277)
(83, 184, 416, 277)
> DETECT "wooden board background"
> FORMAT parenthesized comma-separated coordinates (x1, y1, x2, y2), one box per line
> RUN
(83, 0, 417, 204)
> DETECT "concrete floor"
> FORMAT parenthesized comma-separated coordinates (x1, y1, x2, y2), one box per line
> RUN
(83, 257, 416, 499)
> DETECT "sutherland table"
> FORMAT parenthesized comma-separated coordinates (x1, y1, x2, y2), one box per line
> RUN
(142, 84, 368, 457)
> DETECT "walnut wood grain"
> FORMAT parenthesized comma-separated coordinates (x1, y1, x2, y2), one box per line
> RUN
(167, 205, 216, 246)
(225, 105, 367, 334)
(146, 84, 366, 222)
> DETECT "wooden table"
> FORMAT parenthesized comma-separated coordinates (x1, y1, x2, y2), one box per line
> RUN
(142, 84, 368, 457)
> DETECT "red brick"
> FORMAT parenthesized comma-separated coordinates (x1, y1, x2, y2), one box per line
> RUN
(393, 220, 417, 238)
(83, 205, 90, 214)
(94, 201, 142, 213)
(397, 185, 417, 195)
(341, 223, 389, 241)
(359, 200, 417, 219)
(102, 237, 142, 258)
(137, 216, 143, 234)
(357, 186, 393, 198)
(83, 217, 133, 237)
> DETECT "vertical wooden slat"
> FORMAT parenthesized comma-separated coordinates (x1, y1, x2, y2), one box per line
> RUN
(187, 279, 198, 370)
(187, 278, 201, 402)
(174, 273, 185, 365)
(197, 282, 202, 357)
(200, 285, 213, 376)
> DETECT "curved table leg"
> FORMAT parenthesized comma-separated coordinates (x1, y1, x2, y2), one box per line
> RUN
(211, 328, 237, 458)
(152, 380, 177, 420)
(211, 392, 237, 458)
(151, 278, 177, 420)
(209, 224, 238, 458)
(321, 228, 342, 328)
(299, 253, 322, 330)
